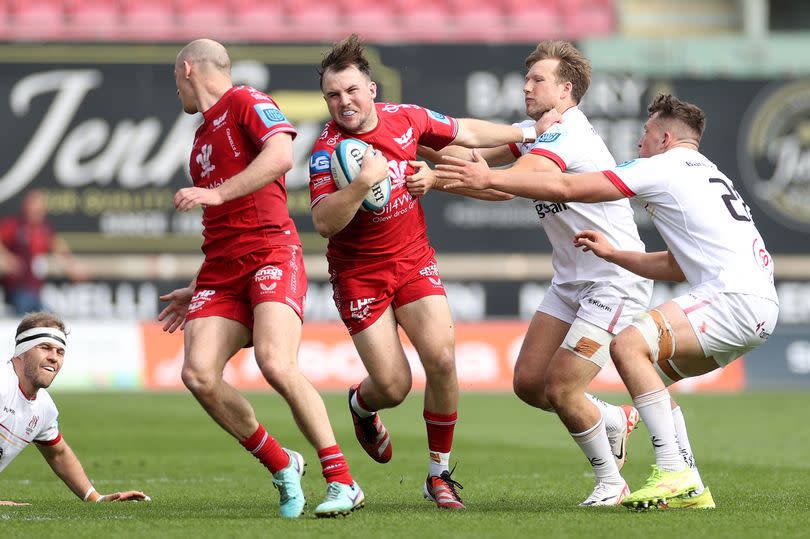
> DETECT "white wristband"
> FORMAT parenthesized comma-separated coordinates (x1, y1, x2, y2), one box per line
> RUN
(83, 486, 96, 502)
(521, 126, 536, 144)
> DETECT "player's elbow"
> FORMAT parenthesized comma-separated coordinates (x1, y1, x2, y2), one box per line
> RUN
(311, 209, 336, 238)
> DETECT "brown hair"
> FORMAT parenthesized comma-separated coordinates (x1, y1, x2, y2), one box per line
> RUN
(16, 311, 66, 338)
(647, 94, 706, 141)
(319, 34, 371, 89)
(525, 40, 591, 103)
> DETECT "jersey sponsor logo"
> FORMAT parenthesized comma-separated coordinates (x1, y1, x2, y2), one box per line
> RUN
(349, 297, 375, 321)
(212, 110, 228, 129)
(534, 200, 569, 219)
(310, 150, 331, 174)
(249, 91, 271, 102)
(196, 144, 215, 178)
(739, 79, 810, 232)
(259, 282, 278, 293)
(253, 103, 287, 128)
(25, 415, 39, 435)
(394, 127, 415, 149)
(189, 289, 216, 313)
(587, 297, 613, 313)
(225, 128, 241, 157)
(535, 132, 561, 143)
(427, 109, 451, 125)
(388, 159, 408, 189)
(312, 175, 333, 189)
(419, 262, 439, 277)
(255, 265, 283, 282)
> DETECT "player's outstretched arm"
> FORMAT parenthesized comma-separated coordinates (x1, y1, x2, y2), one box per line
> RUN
(312, 145, 389, 237)
(574, 230, 686, 282)
(37, 438, 150, 503)
(406, 160, 513, 201)
(174, 133, 294, 212)
(437, 153, 624, 203)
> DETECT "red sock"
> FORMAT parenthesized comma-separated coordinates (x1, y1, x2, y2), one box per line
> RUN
(317, 445, 353, 485)
(424, 410, 457, 453)
(240, 424, 290, 474)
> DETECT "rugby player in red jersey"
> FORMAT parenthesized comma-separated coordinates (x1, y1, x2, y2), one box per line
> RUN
(159, 39, 363, 518)
(309, 34, 545, 510)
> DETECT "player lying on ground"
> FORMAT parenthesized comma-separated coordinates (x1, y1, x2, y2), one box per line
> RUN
(0, 311, 149, 505)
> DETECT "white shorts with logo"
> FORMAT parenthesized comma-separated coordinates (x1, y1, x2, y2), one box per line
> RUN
(673, 290, 779, 367)
(538, 278, 653, 334)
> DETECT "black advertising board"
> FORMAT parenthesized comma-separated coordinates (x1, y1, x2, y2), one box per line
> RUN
(0, 43, 807, 257)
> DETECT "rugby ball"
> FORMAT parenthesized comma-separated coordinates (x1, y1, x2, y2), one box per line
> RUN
(331, 138, 391, 211)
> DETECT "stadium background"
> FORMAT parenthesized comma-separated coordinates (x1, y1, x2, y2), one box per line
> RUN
(1, 0, 809, 395)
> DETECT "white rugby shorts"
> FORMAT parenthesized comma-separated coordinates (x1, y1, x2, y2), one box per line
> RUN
(673, 289, 779, 367)
(538, 278, 652, 334)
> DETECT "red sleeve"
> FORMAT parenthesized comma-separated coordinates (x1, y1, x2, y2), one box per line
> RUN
(412, 106, 459, 151)
(308, 136, 339, 208)
(529, 148, 566, 171)
(508, 143, 521, 158)
(232, 89, 297, 148)
(34, 432, 62, 446)
(602, 170, 636, 197)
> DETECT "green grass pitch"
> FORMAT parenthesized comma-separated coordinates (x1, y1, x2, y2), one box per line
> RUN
(2, 391, 810, 537)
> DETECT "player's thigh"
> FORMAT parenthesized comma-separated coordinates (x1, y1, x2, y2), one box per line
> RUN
(514, 311, 571, 387)
(351, 305, 410, 385)
(548, 317, 613, 390)
(251, 301, 302, 371)
(183, 316, 251, 376)
(395, 294, 455, 366)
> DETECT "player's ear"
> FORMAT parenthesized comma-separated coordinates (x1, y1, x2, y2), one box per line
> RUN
(183, 60, 193, 79)
(368, 81, 377, 100)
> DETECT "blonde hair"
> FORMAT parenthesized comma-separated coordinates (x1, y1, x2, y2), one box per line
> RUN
(525, 40, 591, 103)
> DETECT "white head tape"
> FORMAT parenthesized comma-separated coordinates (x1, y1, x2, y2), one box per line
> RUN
(14, 327, 67, 357)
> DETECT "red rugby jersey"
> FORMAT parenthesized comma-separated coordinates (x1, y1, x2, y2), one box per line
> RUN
(309, 103, 458, 264)
(189, 85, 299, 259)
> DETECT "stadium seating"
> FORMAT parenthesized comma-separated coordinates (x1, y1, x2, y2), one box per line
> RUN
(0, 0, 617, 43)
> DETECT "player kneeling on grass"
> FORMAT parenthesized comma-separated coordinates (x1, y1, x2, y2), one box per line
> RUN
(437, 94, 780, 510)
(0, 311, 150, 506)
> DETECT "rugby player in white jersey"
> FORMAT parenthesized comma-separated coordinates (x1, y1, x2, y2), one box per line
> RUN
(438, 93, 779, 510)
(0, 311, 149, 505)
(416, 41, 655, 506)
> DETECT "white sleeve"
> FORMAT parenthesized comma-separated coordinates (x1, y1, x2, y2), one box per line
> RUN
(527, 125, 574, 171)
(602, 158, 669, 198)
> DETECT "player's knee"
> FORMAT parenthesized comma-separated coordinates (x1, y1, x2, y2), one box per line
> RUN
(378, 378, 411, 405)
(609, 329, 646, 375)
(543, 375, 575, 411)
(513, 371, 549, 409)
(181, 364, 219, 397)
(421, 345, 456, 382)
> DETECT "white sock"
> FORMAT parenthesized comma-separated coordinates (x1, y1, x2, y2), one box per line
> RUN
(634, 389, 685, 472)
(672, 405, 705, 492)
(571, 416, 624, 484)
(429, 451, 450, 477)
(350, 389, 374, 418)
(586, 393, 624, 435)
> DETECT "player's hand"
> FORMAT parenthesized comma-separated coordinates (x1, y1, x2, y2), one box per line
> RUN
(436, 149, 492, 190)
(356, 145, 390, 189)
(405, 160, 436, 197)
(574, 230, 616, 260)
(158, 287, 194, 333)
(0, 500, 31, 506)
(535, 108, 562, 135)
(174, 187, 223, 212)
(99, 490, 151, 502)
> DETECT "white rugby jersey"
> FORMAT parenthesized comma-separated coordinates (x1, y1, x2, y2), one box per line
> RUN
(0, 360, 61, 473)
(604, 147, 778, 302)
(511, 107, 649, 285)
